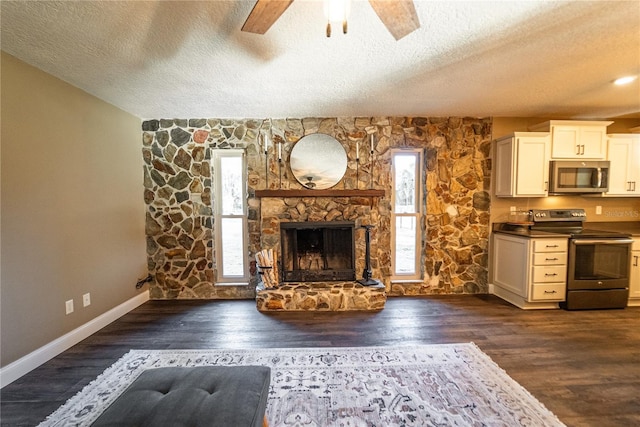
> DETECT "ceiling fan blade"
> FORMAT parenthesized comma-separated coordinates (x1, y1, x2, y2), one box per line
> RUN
(242, 0, 294, 34)
(368, 0, 420, 40)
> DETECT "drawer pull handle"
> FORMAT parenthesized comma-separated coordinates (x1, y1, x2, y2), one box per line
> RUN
(545, 258, 558, 261)
(544, 290, 557, 294)
(545, 273, 558, 276)
(546, 245, 559, 248)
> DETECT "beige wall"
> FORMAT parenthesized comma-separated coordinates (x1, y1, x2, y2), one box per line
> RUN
(490, 117, 640, 224)
(1, 53, 147, 366)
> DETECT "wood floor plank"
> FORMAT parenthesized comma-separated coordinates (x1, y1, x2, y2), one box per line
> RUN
(2, 295, 640, 426)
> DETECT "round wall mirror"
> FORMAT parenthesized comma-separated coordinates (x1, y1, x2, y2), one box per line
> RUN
(290, 133, 347, 189)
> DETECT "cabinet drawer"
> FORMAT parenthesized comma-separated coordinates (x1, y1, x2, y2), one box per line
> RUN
(533, 239, 567, 253)
(532, 266, 566, 282)
(531, 283, 566, 301)
(533, 252, 567, 265)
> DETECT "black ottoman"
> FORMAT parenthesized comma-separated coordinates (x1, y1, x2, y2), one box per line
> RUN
(91, 366, 271, 427)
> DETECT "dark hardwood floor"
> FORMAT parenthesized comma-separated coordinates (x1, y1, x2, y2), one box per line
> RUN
(2, 295, 640, 426)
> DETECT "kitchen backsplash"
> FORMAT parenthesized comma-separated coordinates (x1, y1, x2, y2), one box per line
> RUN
(491, 196, 640, 223)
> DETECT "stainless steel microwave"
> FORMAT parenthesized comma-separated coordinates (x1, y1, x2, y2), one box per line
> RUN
(549, 160, 610, 194)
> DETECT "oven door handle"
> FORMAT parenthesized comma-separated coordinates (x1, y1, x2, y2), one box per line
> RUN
(572, 239, 634, 245)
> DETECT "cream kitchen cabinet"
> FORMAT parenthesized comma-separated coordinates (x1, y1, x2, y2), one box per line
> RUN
(491, 233, 567, 309)
(494, 132, 550, 197)
(629, 239, 640, 306)
(606, 134, 640, 196)
(529, 120, 612, 159)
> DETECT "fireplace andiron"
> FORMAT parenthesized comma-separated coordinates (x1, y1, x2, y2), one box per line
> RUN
(357, 225, 379, 286)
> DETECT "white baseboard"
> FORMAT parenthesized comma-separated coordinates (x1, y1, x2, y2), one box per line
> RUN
(1, 290, 149, 388)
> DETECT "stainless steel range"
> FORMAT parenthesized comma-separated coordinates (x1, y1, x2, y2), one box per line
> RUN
(530, 209, 633, 310)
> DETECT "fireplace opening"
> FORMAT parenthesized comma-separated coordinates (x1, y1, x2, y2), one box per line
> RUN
(280, 221, 355, 282)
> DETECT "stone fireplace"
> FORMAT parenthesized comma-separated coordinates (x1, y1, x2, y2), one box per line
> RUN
(255, 194, 386, 311)
(142, 116, 492, 301)
(280, 221, 355, 282)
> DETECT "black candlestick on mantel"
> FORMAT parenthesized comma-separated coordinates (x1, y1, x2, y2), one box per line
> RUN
(357, 225, 378, 286)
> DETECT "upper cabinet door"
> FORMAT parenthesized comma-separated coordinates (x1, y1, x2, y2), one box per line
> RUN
(606, 135, 640, 196)
(494, 132, 550, 198)
(579, 126, 607, 158)
(515, 134, 551, 196)
(550, 126, 580, 158)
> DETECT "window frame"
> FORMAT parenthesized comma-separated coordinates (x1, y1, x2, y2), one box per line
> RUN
(390, 149, 423, 281)
(212, 149, 250, 284)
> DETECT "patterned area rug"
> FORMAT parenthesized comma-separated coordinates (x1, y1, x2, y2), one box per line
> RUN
(40, 343, 564, 426)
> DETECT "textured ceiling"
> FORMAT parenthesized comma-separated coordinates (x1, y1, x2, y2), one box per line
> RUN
(1, 0, 639, 120)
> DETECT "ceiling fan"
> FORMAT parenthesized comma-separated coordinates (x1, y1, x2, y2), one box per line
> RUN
(241, 0, 420, 40)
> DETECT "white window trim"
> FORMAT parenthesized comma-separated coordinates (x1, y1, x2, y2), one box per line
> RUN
(391, 149, 423, 281)
(213, 149, 250, 284)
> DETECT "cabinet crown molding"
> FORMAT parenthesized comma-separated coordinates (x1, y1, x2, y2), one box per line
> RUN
(528, 120, 614, 132)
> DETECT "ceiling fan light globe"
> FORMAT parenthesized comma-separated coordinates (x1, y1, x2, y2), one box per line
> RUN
(324, 0, 351, 23)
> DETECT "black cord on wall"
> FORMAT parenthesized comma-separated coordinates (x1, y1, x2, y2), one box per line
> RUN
(136, 274, 153, 289)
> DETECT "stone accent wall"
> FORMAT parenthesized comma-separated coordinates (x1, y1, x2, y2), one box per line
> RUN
(399, 117, 492, 295)
(142, 118, 261, 299)
(141, 117, 492, 299)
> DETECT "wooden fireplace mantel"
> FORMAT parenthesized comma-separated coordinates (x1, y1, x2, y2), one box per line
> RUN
(254, 189, 385, 198)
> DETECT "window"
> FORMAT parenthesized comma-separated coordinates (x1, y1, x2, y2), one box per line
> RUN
(391, 150, 422, 280)
(213, 150, 249, 283)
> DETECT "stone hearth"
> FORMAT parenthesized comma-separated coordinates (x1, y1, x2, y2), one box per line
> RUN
(256, 281, 386, 311)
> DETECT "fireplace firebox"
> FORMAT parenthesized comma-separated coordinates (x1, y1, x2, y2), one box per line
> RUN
(280, 221, 355, 282)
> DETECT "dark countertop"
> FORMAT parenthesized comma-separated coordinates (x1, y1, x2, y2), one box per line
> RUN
(492, 221, 640, 239)
(492, 223, 570, 238)
(585, 222, 640, 237)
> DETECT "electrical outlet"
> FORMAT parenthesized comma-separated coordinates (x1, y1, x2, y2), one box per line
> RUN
(596, 206, 602, 215)
(83, 293, 91, 307)
(65, 299, 74, 315)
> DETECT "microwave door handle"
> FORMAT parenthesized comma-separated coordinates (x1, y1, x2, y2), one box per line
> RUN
(592, 167, 602, 188)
